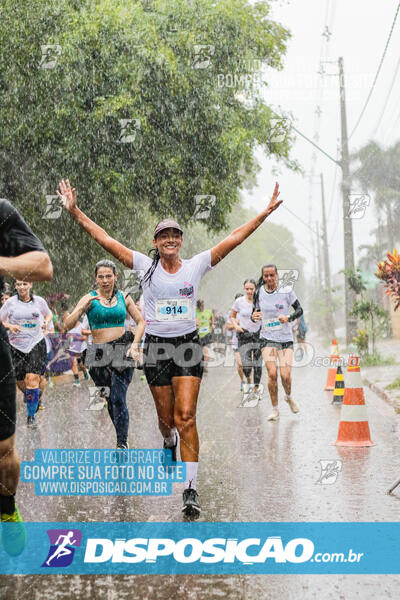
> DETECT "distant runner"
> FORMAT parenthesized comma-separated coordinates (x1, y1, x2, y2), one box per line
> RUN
(252, 264, 303, 421)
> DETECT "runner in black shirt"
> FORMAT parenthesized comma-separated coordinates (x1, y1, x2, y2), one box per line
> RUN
(0, 199, 52, 555)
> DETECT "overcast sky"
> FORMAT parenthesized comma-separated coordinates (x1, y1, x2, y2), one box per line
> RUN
(242, 0, 400, 279)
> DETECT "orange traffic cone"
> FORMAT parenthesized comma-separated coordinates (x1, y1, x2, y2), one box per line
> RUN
(325, 339, 339, 391)
(335, 355, 374, 447)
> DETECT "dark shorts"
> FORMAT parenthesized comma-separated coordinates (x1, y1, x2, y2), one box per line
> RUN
(143, 330, 203, 387)
(0, 323, 16, 441)
(84, 331, 135, 373)
(260, 339, 294, 351)
(199, 333, 212, 347)
(11, 338, 47, 381)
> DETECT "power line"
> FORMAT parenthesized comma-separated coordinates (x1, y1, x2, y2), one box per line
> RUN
(349, 0, 400, 139)
(371, 53, 400, 138)
(291, 124, 340, 165)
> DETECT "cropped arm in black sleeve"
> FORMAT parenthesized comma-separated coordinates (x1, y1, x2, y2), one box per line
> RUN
(288, 299, 303, 322)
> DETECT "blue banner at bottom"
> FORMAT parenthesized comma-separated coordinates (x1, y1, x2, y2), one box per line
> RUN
(0, 522, 398, 574)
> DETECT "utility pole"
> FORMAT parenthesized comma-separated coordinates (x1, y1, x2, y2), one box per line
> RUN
(316, 221, 323, 290)
(320, 173, 335, 336)
(338, 57, 357, 344)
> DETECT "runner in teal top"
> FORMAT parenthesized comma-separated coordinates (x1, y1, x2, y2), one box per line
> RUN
(87, 289, 126, 330)
(63, 259, 145, 449)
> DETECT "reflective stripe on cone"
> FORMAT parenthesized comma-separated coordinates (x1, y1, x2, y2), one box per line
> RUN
(335, 354, 374, 447)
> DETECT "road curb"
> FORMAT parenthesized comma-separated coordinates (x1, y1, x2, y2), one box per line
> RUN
(363, 378, 398, 413)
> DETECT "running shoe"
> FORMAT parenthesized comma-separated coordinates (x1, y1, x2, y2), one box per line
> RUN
(73, 381, 81, 388)
(27, 416, 33, 427)
(240, 381, 245, 392)
(1, 504, 26, 556)
(83, 370, 89, 381)
(37, 400, 45, 411)
(140, 374, 146, 382)
(163, 432, 178, 462)
(267, 408, 280, 421)
(285, 395, 299, 413)
(116, 442, 129, 450)
(182, 488, 201, 517)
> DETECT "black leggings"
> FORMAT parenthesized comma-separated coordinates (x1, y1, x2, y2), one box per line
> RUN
(85, 332, 134, 446)
(237, 331, 262, 385)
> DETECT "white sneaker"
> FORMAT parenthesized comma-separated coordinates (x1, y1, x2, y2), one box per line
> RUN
(285, 395, 299, 413)
(267, 408, 279, 421)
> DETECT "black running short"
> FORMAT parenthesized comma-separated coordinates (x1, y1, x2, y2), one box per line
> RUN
(0, 323, 16, 441)
(199, 333, 212, 347)
(260, 339, 294, 350)
(10, 338, 47, 381)
(143, 330, 203, 386)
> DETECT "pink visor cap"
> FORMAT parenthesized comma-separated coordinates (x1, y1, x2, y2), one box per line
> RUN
(154, 219, 183, 238)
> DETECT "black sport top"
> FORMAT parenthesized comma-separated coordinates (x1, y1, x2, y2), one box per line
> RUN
(0, 199, 46, 295)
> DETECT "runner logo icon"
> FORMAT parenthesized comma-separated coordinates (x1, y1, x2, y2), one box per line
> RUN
(42, 529, 82, 567)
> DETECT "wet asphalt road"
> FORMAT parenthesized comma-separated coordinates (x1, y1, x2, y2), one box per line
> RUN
(2, 341, 400, 598)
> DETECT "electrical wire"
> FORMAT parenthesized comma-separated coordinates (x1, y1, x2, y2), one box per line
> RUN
(349, 0, 400, 139)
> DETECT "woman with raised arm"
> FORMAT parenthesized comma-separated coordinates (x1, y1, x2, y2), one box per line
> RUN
(56, 179, 282, 517)
(63, 259, 145, 449)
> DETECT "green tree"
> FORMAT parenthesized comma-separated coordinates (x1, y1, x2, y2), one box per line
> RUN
(0, 0, 297, 299)
(353, 141, 400, 251)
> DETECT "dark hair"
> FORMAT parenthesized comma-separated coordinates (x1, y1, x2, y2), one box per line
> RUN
(196, 299, 204, 311)
(253, 264, 278, 309)
(94, 259, 118, 302)
(60, 299, 69, 311)
(142, 248, 160, 286)
(234, 292, 244, 300)
(243, 279, 256, 288)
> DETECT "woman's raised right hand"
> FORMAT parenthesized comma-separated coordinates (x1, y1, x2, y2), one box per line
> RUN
(56, 179, 77, 213)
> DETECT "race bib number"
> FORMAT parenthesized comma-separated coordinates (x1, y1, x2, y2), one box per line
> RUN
(263, 318, 282, 332)
(199, 326, 209, 334)
(155, 298, 191, 321)
(21, 319, 39, 330)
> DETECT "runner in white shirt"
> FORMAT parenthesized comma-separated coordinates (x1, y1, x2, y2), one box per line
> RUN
(0, 281, 52, 428)
(230, 279, 262, 402)
(68, 319, 90, 387)
(227, 295, 246, 391)
(251, 264, 304, 421)
(57, 178, 283, 517)
(38, 316, 55, 407)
